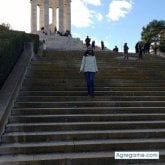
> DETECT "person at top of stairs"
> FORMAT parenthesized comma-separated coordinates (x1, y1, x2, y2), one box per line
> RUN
(80, 46, 99, 97)
(123, 42, 129, 60)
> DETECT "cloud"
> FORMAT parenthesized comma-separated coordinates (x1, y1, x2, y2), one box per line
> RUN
(106, 0, 133, 21)
(71, 0, 102, 28)
(83, 0, 102, 6)
(96, 13, 103, 21)
(71, 0, 93, 28)
(0, 0, 30, 32)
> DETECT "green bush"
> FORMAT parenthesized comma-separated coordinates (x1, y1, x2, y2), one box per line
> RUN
(0, 30, 39, 89)
(0, 25, 10, 32)
(24, 33, 39, 54)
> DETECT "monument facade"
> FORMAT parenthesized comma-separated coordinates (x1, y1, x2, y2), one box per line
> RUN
(30, 0, 71, 35)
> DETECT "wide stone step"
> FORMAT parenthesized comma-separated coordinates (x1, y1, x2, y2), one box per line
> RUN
(11, 107, 165, 116)
(14, 101, 165, 108)
(0, 138, 165, 155)
(25, 72, 165, 79)
(8, 113, 165, 123)
(25, 67, 165, 74)
(16, 96, 165, 102)
(28, 65, 165, 70)
(30, 59, 165, 64)
(27, 68, 165, 73)
(31, 58, 165, 64)
(6, 121, 165, 132)
(25, 74, 164, 80)
(23, 80, 165, 87)
(24, 78, 165, 83)
(1, 151, 165, 165)
(2, 129, 165, 143)
(21, 85, 165, 91)
(26, 68, 165, 75)
(32, 64, 163, 70)
(19, 90, 165, 96)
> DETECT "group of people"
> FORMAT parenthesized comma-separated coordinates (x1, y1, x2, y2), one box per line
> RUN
(80, 40, 152, 97)
(56, 30, 72, 37)
(117, 41, 150, 60)
(41, 26, 72, 37)
(80, 36, 106, 98)
(42, 35, 153, 98)
(79, 42, 129, 98)
(123, 42, 148, 60)
(85, 36, 105, 50)
(135, 41, 152, 60)
(42, 33, 152, 97)
(79, 41, 134, 98)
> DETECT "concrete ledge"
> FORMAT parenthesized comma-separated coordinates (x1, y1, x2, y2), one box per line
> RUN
(0, 42, 34, 139)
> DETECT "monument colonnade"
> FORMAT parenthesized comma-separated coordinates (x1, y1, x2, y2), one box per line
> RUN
(30, 0, 71, 35)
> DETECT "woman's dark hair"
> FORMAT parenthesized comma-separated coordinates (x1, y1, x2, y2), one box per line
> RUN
(84, 49, 94, 56)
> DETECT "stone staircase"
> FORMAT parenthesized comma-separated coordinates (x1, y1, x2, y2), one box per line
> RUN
(40, 33, 87, 51)
(46, 35, 86, 50)
(0, 51, 165, 164)
(40, 34, 109, 51)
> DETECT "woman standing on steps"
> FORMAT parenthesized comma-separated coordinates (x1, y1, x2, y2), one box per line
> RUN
(80, 47, 98, 97)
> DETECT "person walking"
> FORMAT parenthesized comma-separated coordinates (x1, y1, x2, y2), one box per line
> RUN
(85, 36, 91, 48)
(123, 42, 129, 60)
(138, 41, 143, 60)
(80, 47, 98, 97)
(91, 40, 95, 50)
(135, 42, 139, 54)
(113, 46, 119, 52)
(43, 39, 46, 51)
(101, 41, 104, 50)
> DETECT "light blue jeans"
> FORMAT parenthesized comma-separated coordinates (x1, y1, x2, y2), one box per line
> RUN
(84, 72, 96, 96)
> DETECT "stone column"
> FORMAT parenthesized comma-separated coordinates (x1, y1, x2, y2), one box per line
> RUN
(39, 5, 44, 30)
(65, 0, 71, 32)
(52, 7, 57, 32)
(30, 0, 37, 33)
(59, 0, 64, 33)
(63, 1, 67, 32)
(44, 0, 49, 35)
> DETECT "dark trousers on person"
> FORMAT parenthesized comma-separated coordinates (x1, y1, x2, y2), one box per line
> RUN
(84, 72, 95, 96)
(124, 52, 128, 60)
(139, 50, 143, 59)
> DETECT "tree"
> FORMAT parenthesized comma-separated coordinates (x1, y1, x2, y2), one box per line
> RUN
(141, 20, 165, 42)
(141, 20, 165, 52)
(0, 23, 12, 31)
